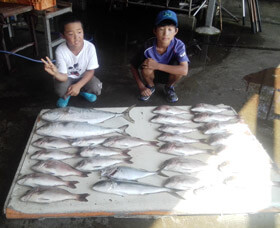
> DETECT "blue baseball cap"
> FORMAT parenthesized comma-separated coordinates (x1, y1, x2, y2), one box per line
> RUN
(155, 10, 178, 27)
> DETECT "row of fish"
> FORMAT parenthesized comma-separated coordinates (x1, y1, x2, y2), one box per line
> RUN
(17, 104, 259, 204)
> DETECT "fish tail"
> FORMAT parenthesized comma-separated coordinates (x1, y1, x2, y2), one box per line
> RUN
(67, 180, 79, 189)
(122, 149, 131, 157)
(156, 170, 169, 178)
(119, 124, 129, 136)
(124, 157, 133, 164)
(150, 141, 159, 147)
(80, 171, 90, 177)
(272, 181, 280, 187)
(207, 149, 217, 155)
(77, 193, 90, 202)
(122, 105, 136, 123)
(169, 191, 185, 200)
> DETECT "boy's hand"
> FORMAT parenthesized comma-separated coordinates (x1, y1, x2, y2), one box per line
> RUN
(66, 83, 81, 97)
(142, 58, 159, 70)
(140, 85, 152, 97)
(41, 56, 58, 76)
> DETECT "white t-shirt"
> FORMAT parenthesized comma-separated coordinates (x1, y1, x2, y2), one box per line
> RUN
(55, 40, 99, 79)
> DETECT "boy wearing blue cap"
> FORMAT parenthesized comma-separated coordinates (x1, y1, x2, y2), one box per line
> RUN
(41, 13, 102, 107)
(130, 10, 189, 102)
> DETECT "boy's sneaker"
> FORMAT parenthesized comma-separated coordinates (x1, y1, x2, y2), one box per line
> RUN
(139, 85, 155, 101)
(80, 92, 97, 103)
(57, 96, 71, 108)
(164, 85, 178, 103)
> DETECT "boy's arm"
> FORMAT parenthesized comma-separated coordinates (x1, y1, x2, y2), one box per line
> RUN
(142, 58, 189, 76)
(41, 57, 68, 82)
(66, 70, 94, 96)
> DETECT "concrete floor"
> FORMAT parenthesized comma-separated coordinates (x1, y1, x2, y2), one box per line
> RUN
(1, 1, 280, 227)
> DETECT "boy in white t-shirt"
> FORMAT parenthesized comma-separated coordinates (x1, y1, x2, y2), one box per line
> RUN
(41, 13, 102, 107)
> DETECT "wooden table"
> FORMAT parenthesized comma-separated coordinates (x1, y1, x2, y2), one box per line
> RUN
(0, 2, 38, 72)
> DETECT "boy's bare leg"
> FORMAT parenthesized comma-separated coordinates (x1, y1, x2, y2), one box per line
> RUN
(142, 68, 155, 87)
(166, 74, 184, 87)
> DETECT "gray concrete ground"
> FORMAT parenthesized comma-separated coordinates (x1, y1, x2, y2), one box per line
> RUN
(0, 0, 280, 227)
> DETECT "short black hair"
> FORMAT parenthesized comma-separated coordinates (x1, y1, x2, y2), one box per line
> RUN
(155, 19, 177, 28)
(58, 12, 83, 34)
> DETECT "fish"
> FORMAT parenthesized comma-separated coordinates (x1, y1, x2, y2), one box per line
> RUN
(92, 180, 184, 199)
(157, 133, 202, 144)
(102, 135, 158, 149)
(150, 115, 192, 125)
(79, 146, 130, 158)
(17, 173, 79, 189)
(75, 157, 132, 171)
(30, 149, 79, 160)
(199, 121, 246, 135)
(158, 125, 198, 134)
(32, 136, 73, 149)
(159, 157, 208, 173)
(71, 135, 110, 147)
(163, 174, 203, 190)
(31, 160, 89, 177)
(41, 105, 135, 124)
(193, 113, 239, 123)
(100, 166, 167, 181)
(191, 103, 231, 113)
(36, 122, 129, 139)
(202, 132, 238, 146)
(20, 187, 89, 203)
(152, 105, 191, 115)
(158, 143, 212, 156)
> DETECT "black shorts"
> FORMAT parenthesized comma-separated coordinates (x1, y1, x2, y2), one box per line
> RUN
(154, 59, 179, 84)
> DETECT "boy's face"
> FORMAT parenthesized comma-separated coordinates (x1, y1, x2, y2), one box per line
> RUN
(154, 25, 178, 45)
(62, 22, 84, 49)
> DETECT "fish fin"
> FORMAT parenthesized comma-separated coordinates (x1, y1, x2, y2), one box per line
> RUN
(199, 138, 208, 144)
(121, 105, 136, 123)
(169, 192, 185, 200)
(67, 181, 79, 189)
(77, 193, 90, 202)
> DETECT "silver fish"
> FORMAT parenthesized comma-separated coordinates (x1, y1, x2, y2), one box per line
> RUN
(193, 113, 238, 123)
(17, 173, 79, 189)
(30, 149, 79, 160)
(100, 166, 166, 181)
(92, 180, 184, 199)
(41, 105, 135, 124)
(157, 133, 202, 144)
(159, 157, 208, 173)
(36, 122, 129, 139)
(159, 143, 212, 156)
(152, 105, 190, 115)
(199, 121, 245, 135)
(158, 125, 197, 134)
(191, 103, 231, 113)
(32, 136, 72, 149)
(79, 146, 130, 158)
(20, 187, 89, 203)
(150, 115, 192, 125)
(71, 135, 110, 147)
(202, 132, 234, 146)
(31, 160, 89, 177)
(102, 135, 158, 149)
(163, 174, 202, 190)
(75, 157, 132, 171)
